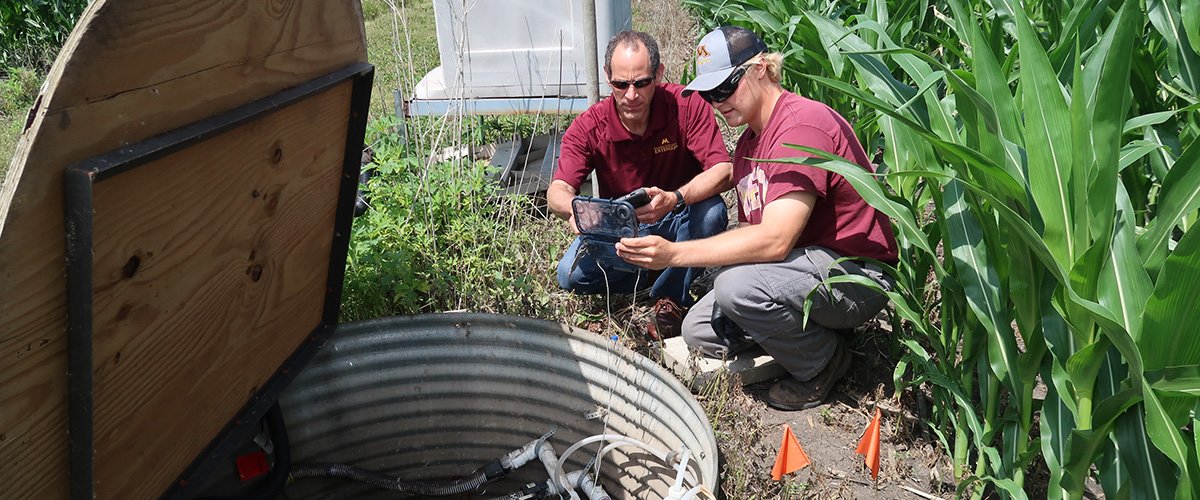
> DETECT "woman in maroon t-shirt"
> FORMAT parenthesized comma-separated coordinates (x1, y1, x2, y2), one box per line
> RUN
(618, 26, 897, 411)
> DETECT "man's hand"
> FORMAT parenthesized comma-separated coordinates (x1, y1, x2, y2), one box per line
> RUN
(546, 179, 579, 222)
(565, 213, 580, 235)
(636, 187, 677, 224)
(616, 235, 674, 270)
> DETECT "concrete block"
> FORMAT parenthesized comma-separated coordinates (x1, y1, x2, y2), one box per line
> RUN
(659, 336, 787, 389)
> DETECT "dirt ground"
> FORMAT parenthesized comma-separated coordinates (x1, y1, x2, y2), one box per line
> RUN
(589, 297, 957, 500)
(722, 321, 956, 499)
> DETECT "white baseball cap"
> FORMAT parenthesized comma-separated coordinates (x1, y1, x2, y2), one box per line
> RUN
(683, 26, 769, 94)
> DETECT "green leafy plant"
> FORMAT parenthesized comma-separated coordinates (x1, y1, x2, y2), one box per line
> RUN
(1, 0, 91, 69)
(686, 0, 1200, 497)
(341, 116, 569, 320)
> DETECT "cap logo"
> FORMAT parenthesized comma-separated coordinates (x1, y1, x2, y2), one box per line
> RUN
(697, 45, 711, 57)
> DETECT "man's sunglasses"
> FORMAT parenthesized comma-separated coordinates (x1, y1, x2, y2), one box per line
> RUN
(610, 76, 654, 90)
(699, 65, 748, 104)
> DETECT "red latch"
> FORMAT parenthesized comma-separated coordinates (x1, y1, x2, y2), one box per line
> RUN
(236, 450, 270, 481)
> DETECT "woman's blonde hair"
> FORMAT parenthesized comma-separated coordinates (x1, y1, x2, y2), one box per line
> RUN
(753, 52, 784, 83)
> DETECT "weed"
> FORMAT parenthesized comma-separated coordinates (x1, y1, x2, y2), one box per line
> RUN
(818, 406, 835, 427)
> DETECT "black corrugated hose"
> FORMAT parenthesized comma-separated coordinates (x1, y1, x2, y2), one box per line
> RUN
(194, 401, 518, 498)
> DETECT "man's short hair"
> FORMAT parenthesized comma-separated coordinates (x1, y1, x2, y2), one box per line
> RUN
(603, 30, 661, 77)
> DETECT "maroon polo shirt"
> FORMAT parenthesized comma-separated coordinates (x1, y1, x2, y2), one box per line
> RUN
(734, 92, 898, 264)
(554, 83, 730, 198)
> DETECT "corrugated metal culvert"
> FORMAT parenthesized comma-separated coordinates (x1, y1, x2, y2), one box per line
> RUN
(278, 313, 717, 499)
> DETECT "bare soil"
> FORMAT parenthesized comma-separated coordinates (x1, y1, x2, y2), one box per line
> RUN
(584, 294, 956, 499)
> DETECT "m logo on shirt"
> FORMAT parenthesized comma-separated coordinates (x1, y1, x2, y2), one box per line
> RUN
(736, 166, 769, 221)
(654, 138, 678, 154)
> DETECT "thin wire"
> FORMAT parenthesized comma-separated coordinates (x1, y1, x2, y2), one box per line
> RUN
(588, 254, 643, 488)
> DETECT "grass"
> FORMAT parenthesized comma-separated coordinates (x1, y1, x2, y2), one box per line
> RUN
(0, 66, 41, 179)
(361, 0, 439, 120)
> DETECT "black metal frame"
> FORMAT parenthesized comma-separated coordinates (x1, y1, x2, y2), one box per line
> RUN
(62, 62, 374, 500)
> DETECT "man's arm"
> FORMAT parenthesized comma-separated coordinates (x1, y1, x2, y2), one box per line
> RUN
(638, 161, 735, 223)
(547, 179, 578, 221)
(617, 191, 816, 269)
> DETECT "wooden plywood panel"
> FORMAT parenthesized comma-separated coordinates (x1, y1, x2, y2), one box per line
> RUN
(80, 82, 349, 499)
(0, 1, 367, 498)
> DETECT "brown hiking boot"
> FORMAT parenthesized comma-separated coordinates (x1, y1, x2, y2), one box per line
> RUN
(765, 343, 852, 411)
(646, 297, 685, 341)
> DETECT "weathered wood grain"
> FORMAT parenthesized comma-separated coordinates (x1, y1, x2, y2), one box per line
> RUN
(0, 1, 366, 498)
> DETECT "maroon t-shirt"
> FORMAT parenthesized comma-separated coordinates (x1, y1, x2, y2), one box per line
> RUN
(734, 92, 898, 264)
(554, 83, 730, 198)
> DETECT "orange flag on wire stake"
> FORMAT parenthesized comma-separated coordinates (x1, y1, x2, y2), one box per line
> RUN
(856, 407, 883, 480)
(771, 424, 810, 480)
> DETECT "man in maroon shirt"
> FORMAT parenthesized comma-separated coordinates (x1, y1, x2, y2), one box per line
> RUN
(549, 30, 733, 339)
(619, 26, 898, 410)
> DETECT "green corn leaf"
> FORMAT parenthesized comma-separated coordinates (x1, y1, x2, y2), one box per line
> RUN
(1139, 137, 1200, 275)
(1119, 140, 1166, 172)
(952, 0, 1023, 152)
(1113, 408, 1179, 500)
(878, 115, 937, 198)
(1141, 380, 1196, 499)
(1097, 186, 1154, 341)
(1063, 427, 1122, 496)
(806, 11, 924, 114)
(1093, 351, 1133, 497)
(1085, 0, 1139, 240)
(1072, 45, 1104, 252)
(1149, 0, 1200, 94)
(1185, 0, 1200, 57)
(1123, 104, 1200, 134)
(1141, 224, 1200, 371)
(984, 0, 1019, 39)
(1015, 1, 1080, 268)
(1007, 236, 1045, 350)
(745, 9, 785, 33)
(1195, 400, 1200, 477)
(764, 147, 939, 256)
(1041, 388, 1074, 499)
(1052, 0, 1117, 64)
(1041, 302, 1079, 402)
(841, 43, 1030, 191)
(1066, 251, 1105, 351)
(956, 176, 1146, 391)
(979, 475, 1029, 499)
(1065, 340, 1111, 418)
(899, 337, 989, 443)
(943, 179, 1022, 401)
(1148, 365, 1200, 396)
(802, 73, 1027, 201)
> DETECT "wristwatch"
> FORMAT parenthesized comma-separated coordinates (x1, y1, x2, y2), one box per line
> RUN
(672, 190, 687, 212)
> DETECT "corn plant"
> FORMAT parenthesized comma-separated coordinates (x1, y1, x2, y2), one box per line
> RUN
(687, 0, 1200, 497)
(0, 0, 91, 69)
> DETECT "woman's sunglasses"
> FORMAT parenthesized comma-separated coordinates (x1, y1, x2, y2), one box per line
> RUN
(610, 76, 654, 90)
(699, 65, 749, 104)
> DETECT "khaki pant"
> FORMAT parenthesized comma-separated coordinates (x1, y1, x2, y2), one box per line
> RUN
(681, 246, 894, 381)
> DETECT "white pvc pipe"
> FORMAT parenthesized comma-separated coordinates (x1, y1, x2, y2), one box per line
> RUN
(538, 441, 581, 500)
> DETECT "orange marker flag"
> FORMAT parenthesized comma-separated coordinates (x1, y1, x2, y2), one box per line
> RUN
(856, 407, 883, 480)
(771, 424, 811, 480)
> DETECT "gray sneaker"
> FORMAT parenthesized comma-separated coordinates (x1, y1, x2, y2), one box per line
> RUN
(765, 344, 852, 411)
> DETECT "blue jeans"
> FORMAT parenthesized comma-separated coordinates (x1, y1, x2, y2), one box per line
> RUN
(556, 195, 727, 306)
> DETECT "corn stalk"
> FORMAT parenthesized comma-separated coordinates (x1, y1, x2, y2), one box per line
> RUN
(685, 0, 1200, 497)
